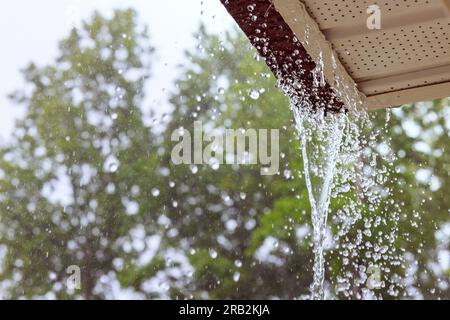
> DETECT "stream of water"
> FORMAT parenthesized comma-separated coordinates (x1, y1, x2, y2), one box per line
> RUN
(281, 51, 400, 299)
(293, 108, 345, 299)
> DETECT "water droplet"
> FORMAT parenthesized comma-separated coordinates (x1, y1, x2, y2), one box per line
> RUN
(151, 188, 160, 197)
(248, 89, 260, 100)
(211, 162, 220, 170)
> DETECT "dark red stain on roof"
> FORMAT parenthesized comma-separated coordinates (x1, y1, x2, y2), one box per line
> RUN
(220, 0, 346, 113)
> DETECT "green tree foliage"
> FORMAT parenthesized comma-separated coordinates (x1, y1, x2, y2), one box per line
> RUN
(375, 101, 450, 298)
(0, 11, 448, 299)
(0, 9, 161, 299)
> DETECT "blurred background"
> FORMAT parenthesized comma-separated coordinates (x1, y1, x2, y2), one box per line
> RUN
(0, 0, 448, 299)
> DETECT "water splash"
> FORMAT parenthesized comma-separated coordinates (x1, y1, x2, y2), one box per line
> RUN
(278, 42, 402, 298)
(293, 107, 345, 299)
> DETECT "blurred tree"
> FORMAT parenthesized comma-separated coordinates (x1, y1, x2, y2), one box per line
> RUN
(0, 9, 162, 299)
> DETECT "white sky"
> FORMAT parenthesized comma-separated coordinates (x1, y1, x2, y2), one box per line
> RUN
(0, 0, 233, 143)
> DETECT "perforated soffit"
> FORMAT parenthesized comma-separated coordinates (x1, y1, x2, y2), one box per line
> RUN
(296, 0, 450, 109)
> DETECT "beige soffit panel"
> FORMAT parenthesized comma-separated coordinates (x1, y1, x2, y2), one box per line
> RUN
(274, 0, 450, 110)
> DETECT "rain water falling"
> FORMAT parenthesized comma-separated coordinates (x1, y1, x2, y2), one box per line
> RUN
(208, 1, 411, 299)
(283, 51, 401, 299)
(293, 108, 345, 299)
